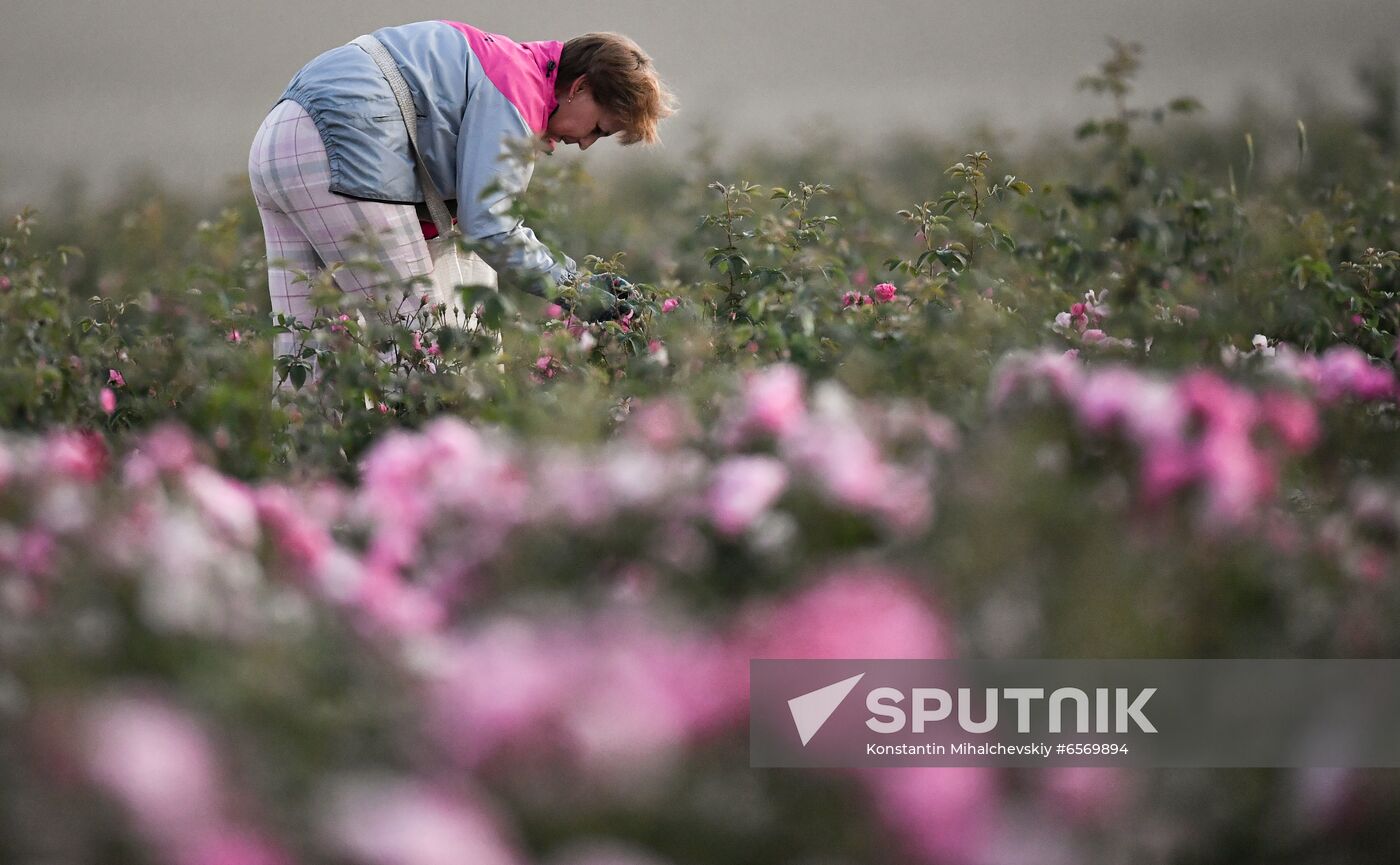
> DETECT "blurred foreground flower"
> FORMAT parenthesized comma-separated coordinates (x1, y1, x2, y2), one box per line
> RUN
(988, 348, 1391, 526)
(78, 694, 293, 865)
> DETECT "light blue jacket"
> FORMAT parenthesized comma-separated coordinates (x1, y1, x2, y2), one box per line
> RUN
(278, 20, 576, 292)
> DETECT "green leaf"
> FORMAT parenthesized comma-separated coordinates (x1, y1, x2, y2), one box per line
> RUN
(935, 246, 969, 271)
(482, 295, 506, 330)
(1075, 120, 1102, 139)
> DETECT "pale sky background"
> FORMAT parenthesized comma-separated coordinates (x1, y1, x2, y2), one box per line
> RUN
(1, 0, 1396, 208)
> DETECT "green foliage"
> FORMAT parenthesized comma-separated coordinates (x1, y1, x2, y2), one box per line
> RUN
(3, 37, 1395, 470)
(1, 38, 1400, 865)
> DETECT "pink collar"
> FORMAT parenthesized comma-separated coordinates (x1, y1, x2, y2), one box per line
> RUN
(525, 39, 564, 120)
(440, 23, 564, 134)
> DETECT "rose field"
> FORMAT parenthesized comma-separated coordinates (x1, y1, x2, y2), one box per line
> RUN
(1, 46, 1399, 864)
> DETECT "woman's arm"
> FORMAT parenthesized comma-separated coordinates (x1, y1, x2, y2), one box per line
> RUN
(454, 84, 576, 296)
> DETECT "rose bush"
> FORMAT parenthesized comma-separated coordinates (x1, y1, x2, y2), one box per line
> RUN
(1, 43, 1398, 864)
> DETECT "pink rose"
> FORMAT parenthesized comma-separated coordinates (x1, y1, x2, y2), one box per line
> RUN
(81, 696, 223, 839)
(740, 567, 952, 660)
(1316, 345, 1396, 402)
(100, 387, 117, 415)
(628, 399, 697, 449)
(254, 488, 331, 573)
(108, 369, 126, 387)
(706, 456, 788, 536)
(325, 779, 522, 865)
(661, 297, 680, 313)
(1258, 391, 1320, 453)
(873, 282, 898, 303)
(18, 530, 55, 577)
(46, 431, 108, 482)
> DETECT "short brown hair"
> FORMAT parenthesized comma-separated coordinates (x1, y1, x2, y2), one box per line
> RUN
(557, 32, 677, 145)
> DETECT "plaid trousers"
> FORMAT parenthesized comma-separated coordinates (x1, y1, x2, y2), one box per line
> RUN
(247, 99, 432, 362)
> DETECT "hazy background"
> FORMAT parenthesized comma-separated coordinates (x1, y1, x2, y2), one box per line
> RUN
(2, 0, 1397, 208)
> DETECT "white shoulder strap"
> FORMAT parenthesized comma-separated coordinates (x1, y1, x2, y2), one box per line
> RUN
(352, 34, 456, 236)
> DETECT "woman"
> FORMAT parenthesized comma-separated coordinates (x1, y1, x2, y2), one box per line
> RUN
(248, 20, 675, 360)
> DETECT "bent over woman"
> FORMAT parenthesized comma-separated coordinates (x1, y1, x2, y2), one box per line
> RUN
(248, 20, 674, 360)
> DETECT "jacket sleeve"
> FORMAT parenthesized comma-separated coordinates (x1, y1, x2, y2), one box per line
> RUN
(455, 83, 577, 296)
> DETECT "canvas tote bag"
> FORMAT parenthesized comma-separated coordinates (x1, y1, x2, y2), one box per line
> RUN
(354, 35, 497, 337)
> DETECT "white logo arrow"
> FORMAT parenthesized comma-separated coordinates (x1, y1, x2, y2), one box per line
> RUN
(788, 673, 865, 746)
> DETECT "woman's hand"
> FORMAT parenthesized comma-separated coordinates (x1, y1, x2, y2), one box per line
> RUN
(560, 273, 636, 322)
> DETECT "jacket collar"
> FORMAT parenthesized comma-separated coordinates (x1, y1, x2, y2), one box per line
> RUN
(525, 40, 565, 121)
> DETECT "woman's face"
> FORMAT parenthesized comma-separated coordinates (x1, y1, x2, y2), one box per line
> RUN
(544, 77, 621, 153)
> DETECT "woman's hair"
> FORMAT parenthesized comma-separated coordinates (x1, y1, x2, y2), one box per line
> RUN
(556, 32, 677, 145)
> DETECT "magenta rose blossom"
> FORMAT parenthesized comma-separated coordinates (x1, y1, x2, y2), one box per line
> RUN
(873, 282, 898, 303)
